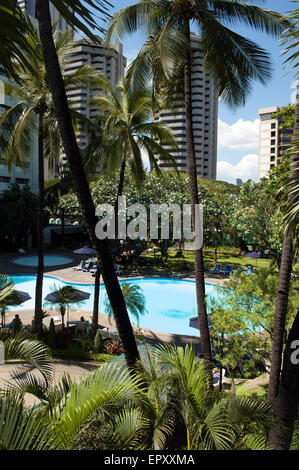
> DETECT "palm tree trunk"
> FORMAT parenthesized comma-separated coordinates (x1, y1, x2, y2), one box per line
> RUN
(92, 266, 101, 337)
(33, 112, 44, 337)
(267, 309, 299, 449)
(36, 0, 139, 369)
(61, 207, 65, 246)
(184, 20, 212, 366)
(268, 82, 299, 404)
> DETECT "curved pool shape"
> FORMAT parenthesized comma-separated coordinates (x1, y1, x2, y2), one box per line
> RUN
(9, 276, 223, 336)
(12, 255, 73, 267)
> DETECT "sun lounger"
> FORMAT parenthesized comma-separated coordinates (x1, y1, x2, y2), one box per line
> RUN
(82, 261, 94, 272)
(209, 263, 221, 274)
(115, 264, 122, 275)
(73, 260, 85, 271)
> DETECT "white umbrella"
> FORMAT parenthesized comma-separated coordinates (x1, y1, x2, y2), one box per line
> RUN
(73, 245, 96, 255)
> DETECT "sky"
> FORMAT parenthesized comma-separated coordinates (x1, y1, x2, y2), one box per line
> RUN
(101, 0, 298, 184)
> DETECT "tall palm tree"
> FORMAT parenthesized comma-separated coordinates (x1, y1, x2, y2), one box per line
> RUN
(35, 0, 141, 369)
(107, 0, 289, 368)
(86, 76, 177, 336)
(89, 75, 178, 201)
(266, 6, 299, 449)
(0, 18, 100, 337)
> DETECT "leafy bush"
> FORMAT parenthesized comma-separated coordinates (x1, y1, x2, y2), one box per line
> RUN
(104, 339, 124, 356)
(51, 347, 113, 363)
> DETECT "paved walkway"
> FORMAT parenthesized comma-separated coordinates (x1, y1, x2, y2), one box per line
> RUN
(0, 360, 102, 407)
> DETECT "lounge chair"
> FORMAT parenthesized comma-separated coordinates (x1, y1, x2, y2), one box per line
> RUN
(246, 266, 253, 275)
(235, 265, 243, 272)
(73, 260, 85, 271)
(82, 261, 94, 272)
(115, 264, 122, 275)
(89, 264, 99, 274)
(224, 264, 232, 275)
(209, 263, 221, 274)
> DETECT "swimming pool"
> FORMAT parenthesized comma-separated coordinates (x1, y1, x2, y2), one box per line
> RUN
(9, 276, 222, 336)
(12, 255, 73, 267)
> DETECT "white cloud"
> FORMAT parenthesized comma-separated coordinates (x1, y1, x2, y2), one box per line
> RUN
(217, 154, 258, 184)
(218, 118, 259, 151)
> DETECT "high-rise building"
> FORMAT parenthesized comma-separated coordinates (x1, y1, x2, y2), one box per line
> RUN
(258, 106, 293, 180)
(62, 37, 126, 153)
(236, 178, 243, 187)
(0, 74, 39, 195)
(153, 33, 218, 179)
(18, 0, 69, 32)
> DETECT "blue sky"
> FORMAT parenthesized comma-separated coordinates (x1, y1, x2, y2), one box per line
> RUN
(104, 0, 298, 184)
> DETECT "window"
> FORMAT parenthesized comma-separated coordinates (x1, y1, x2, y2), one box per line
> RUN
(0, 176, 10, 183)
(271, 123, 276, 129)
(15, 178, 29, 185)
(271, 139, 276, 145)
(271, 131, 276, 137)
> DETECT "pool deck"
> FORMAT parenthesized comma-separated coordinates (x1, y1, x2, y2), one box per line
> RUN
(1, 250, 228, 352)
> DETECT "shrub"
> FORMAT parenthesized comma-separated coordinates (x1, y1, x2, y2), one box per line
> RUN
(51, 347, 113, 363)
(104, 339, 124, 356)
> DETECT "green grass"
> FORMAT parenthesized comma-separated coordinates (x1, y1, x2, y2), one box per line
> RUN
(137, 249, 293, 274)
(235, 375, 269, 398)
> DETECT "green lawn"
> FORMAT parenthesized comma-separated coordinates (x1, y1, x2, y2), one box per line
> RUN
(137, 248, 297, 274)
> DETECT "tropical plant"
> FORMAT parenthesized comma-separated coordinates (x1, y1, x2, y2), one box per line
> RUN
(0, 1, 33, 80)
(104, 282, 147, 326)
(35, 0, 141, 369)
(0, 17, 98, 337)
(44, 284, 86, 328)
(0, 391, 60, 450)
(268, 21, 299, 404)
(88, 75, 177, 199)
(266, 4, 299, 450)
(0, 275, 32, 329)
(0, 328, 53, 385)
(107, 0, 289, 371)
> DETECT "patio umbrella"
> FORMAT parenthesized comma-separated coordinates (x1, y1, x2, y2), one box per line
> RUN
(189, 314, 213, 330)
(44, 287, 90, 325)
(73, 245, 96, 255)
(1, 290, 31, 327)
(44, 289, 90, 304)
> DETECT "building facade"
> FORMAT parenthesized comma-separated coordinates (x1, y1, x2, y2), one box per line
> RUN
(18, 0, 69, 32)
(62, 37, 126, 152)
(258, 106, 293, 180)
(0, 75, 39, 195)
(153, 33, 218, 179)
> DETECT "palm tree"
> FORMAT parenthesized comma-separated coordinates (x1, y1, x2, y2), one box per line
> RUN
(0, 1, 33, 80)
(0, 18, 100, 337)
(266, 6, 299, 449)
(35, 0, 141, 369)
(104, 282, 147, 326)
(107, 0, 289, 369)
(44, 284, 86, 328)
(12, 344, 275, 450)
(87, 77, 177, 337)
(89, 75, 177, 202)
(0, 275, 16, 327)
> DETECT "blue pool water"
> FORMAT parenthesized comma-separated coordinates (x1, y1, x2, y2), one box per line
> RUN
(9, 276, 222, 336)
(12, 255, 73, 267)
